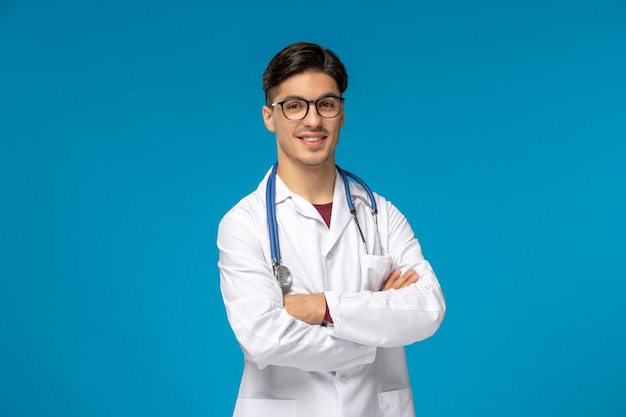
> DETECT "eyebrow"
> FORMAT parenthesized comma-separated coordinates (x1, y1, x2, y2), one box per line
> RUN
(277, 93, 340, 102)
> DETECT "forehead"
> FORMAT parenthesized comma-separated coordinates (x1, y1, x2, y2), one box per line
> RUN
(273, 71, 340, 100)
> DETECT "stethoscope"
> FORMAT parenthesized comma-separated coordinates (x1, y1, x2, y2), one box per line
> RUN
(266, 162, 378, 288)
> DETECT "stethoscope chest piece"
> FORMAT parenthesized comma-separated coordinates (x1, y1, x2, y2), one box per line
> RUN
(274, 264, 292, 288)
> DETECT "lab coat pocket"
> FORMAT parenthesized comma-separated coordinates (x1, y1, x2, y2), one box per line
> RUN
(360, 254, 393, 291)
(378, 387, 415, 417)
(233, 398, 297, 417)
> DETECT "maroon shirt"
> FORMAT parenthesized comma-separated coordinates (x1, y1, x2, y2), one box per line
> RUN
(313, 202, 333, 324)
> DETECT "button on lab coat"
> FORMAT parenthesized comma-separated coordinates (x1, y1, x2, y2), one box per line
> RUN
(217, 167, 446, 417)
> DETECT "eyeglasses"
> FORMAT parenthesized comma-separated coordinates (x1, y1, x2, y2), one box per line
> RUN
(268, 96, 345, 121)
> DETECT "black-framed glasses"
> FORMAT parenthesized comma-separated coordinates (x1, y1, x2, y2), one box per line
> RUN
(268, 96, 345, 121)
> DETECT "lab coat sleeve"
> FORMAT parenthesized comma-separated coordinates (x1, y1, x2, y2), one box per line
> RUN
(217, 206, 376, 372)
(324, 200, 446, 348)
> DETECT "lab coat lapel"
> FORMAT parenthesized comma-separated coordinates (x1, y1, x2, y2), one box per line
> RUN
(327, 172, 352, 255)
(273, 173, 325, 220)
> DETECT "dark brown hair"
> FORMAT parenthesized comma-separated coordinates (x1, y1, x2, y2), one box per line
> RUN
(262, 42, 348, 105)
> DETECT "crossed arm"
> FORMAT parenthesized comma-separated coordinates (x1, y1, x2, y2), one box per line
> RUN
(283, 268, 420, 325)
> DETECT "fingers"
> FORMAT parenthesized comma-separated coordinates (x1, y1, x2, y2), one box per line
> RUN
(380, 269, 401, 291)
(393, 269, 419, 289)
(380, 269, 420, 291)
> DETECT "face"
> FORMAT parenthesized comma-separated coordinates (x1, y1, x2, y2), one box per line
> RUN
(262, 71, 345, 171)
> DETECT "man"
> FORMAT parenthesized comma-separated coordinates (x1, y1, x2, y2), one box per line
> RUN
(217, 41, 446, 417)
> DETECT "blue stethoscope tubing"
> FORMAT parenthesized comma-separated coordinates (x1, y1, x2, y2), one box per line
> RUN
(266, 162, 378, 288)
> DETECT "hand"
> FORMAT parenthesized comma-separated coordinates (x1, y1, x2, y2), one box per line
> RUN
(283, 293, 327, 325)
(380, 269, 419, 291)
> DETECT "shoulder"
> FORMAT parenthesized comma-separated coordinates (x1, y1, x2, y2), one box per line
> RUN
(218, 169, 271, 236)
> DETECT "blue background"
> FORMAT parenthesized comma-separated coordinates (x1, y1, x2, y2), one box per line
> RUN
(1, 0, 625, 416)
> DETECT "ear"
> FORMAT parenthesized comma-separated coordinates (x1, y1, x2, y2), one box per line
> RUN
(340, 106, 345, 128)
(262, 105, 276, 132)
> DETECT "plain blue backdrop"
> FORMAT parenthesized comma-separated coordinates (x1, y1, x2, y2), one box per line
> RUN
(1, 0, 625, 416)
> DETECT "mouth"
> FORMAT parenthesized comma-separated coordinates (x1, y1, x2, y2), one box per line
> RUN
(297, 133, 327, 145)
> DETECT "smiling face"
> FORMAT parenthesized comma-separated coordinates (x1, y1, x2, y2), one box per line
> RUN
(262, 71, 345, 172)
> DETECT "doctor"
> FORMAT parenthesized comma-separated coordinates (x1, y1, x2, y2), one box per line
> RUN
(217, 41, 446, 417)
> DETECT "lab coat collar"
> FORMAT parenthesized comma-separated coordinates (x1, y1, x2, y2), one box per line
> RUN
(260, 164, 363, 206)
(259, 165, 372, 254)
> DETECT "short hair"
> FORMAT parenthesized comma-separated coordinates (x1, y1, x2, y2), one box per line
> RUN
(262, 41, 348, 105)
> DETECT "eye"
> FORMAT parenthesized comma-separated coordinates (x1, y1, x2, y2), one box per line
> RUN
(284, 100, 305, 111)
(318, 98, 337, 109)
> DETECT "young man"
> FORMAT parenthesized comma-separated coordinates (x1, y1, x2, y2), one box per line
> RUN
(217, 41, 446, 417)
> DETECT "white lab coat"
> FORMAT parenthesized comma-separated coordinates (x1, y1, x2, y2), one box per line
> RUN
(217, 166, 446, 417)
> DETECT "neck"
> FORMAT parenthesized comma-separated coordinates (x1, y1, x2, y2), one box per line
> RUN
(276, 160, 336, 205)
